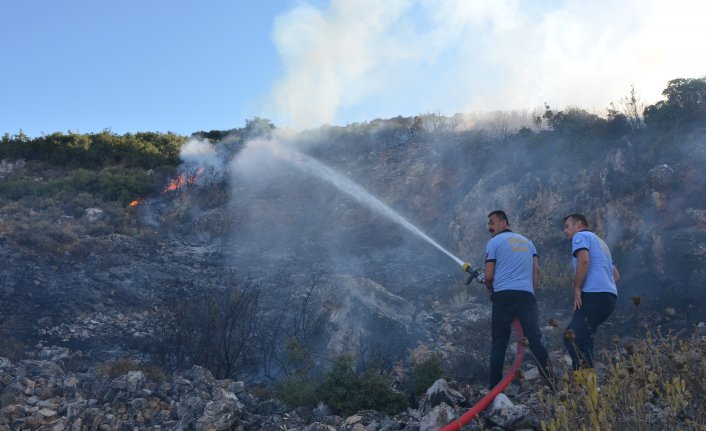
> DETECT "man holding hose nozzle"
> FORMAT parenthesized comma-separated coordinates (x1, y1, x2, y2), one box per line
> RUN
(563, 213, 620, 371)
(484, 210, 552, 389)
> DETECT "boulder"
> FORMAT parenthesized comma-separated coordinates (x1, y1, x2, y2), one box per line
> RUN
(419, 402, 456, 431)
(423, 379, 465, 412)
(194, 398, 241, 431)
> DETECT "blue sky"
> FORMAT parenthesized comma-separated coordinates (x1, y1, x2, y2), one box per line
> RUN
(2, 0, 706, 137)
(1, 1, 289, 136)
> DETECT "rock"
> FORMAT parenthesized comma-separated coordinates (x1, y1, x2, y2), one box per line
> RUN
(664, 307, 678, 317)
(324, 275, 416, 357)
(38, 408, 58, 418)
(0, 357, 12, 369)
(303, 422, 337, 431)
(312, 402, 332, 421)
(485, 393, 532, 429)
(18, 360, 64, 378)
(190, 365, 216, 389)
(228, 381, 246, 394)
(39, 347, 70, 363)
(648, 164, 675, 190)
(64, 375, 80, 387)
(83, 207, 104, 222)
(173, 376, 194, 395)
(178, 393, 206, 421)
(378, 417, 402, 431)
(126, 370, 146, 393)
(0, 404, 24, 421)
(523, 366, 540, 381)
(686, 208, 706, 225)
(65, 401, 86, 420)
(194, 398, 241, 431)
(696, 321, 706, 334)
(423, 379, 465, 412)
(345, 414, 363, 425)
(419, 402, 456, 431)
(257, 398, 286, 415)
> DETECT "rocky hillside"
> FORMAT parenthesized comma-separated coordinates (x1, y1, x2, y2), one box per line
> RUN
(3, 113, 706, 371)
(0, 346, 554, 431)
(2, 78, 706, 429)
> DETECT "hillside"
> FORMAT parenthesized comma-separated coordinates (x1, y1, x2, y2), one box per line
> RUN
(1, 78, 706, 429)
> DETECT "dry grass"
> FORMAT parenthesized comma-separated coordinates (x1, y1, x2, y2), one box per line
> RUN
(97, 357, 168, 382)
(538, 329, 706, 430)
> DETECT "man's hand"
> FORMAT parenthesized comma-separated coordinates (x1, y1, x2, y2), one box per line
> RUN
(573, 289, 582, 310)
(476, 272, 485, 284)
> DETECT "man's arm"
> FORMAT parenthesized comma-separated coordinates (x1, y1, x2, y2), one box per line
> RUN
(573, 249, 590, 310)
(532, 256, 540, 292)
(613, 265, 621, 284)
(484, 261, 495, 293)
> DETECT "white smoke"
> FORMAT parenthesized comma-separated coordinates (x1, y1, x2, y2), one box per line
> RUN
(268, 0, 415, 129)
(267, 0, 706, 130)
(179, 138, 224, 170)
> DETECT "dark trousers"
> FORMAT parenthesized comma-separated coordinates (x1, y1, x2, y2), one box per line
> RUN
(489, 290, 549, 389)
(565, 292, 617, 370)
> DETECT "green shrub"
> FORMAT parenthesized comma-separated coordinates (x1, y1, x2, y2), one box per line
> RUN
(275, 353, 409, 415)
(408, 353, 446, 395)
(318, 355, 408, 416)
(355, 369, 409, 415)
(0, 189, 152, 259)
(318, 355, 361, 414)
(0, 130, 184, 169)
(0, 168, 154, 205)
(275, 338, 319, 408)
(276, 376, 320, 408)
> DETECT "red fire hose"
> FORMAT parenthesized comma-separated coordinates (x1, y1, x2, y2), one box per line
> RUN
(438, 318, 525, 431)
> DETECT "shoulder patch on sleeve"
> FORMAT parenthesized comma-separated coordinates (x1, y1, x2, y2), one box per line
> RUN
(574, 237, 583, 245)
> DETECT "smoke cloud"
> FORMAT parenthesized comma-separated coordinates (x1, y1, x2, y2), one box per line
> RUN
(268, 0, 706, 130)
(179, 138, 224, 171)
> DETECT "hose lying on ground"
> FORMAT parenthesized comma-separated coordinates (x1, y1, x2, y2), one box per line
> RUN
(438, 318, 525, 431)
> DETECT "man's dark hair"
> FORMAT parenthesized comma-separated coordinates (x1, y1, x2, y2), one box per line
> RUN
(564, 213, 589, 227)
(488, 210, 510, 225)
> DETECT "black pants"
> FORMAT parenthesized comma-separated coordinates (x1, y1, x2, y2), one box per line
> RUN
(565, 292, 617, 370)
(489, 290, 549, 389)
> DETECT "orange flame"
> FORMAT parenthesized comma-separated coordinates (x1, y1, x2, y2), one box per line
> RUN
(163, 167, 206, 193)
(129, 198, 144, 207)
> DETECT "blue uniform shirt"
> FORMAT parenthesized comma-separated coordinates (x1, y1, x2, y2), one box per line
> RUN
(571, 230, 618, 296)
(485, 230, 537, 294)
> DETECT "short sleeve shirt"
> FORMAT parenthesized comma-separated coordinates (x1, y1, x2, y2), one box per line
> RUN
(571, 230, 618, 296)
(485, 231, 537, 293)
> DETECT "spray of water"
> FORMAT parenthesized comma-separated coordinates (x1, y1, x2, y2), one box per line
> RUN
(258, 139, 466, 267)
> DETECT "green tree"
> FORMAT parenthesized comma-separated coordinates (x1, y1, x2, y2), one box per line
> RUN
(644, 77, 706, 130)
(546, 107, 606, 137)
(245, 117, 275, 139)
